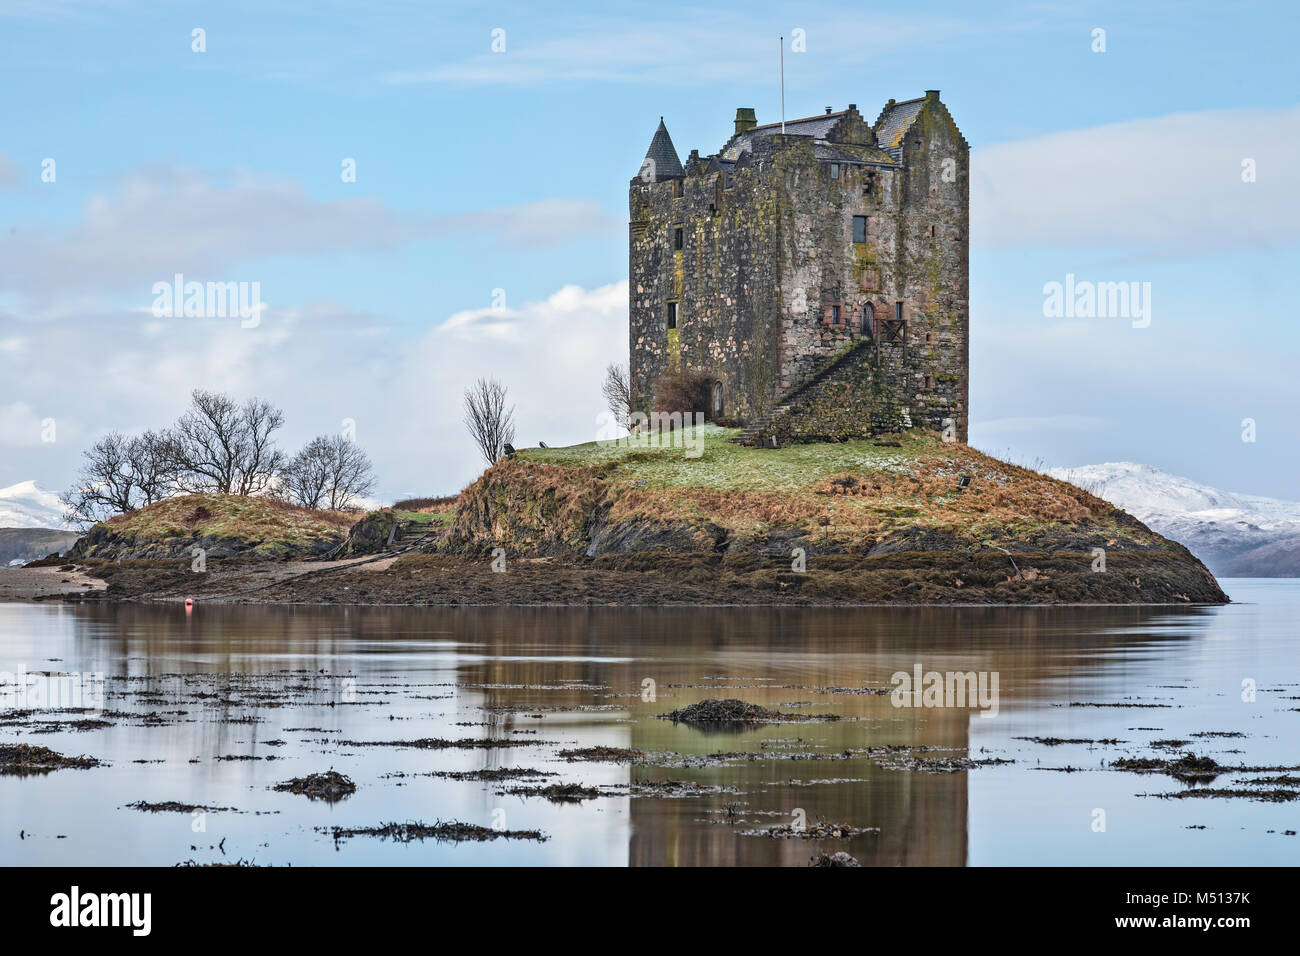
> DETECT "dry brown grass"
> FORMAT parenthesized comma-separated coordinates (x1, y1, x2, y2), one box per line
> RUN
(105, 493, 355, 538)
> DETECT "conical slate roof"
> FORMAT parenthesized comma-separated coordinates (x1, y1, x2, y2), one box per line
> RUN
(637, 118, 684, 182)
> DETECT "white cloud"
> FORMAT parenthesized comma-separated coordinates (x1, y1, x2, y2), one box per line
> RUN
(972, 106, 1300, 253)
(384, 14, 985, 86)
(0, 401, 50, 447)
(973, 414, 1109, 434)
(0, 283, 628, 499)
(0, 165, 617, 299)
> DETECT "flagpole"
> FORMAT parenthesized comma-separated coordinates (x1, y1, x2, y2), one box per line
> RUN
(779, 37, 785, 133)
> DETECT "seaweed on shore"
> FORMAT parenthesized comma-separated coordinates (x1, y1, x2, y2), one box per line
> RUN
(0, 743, 101, 776)
(273, 770, 356, 802)
(321, 819, 547, 843)
(658, 698, 841, 725)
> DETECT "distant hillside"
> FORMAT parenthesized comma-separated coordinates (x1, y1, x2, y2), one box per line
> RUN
(1048, 462, 1300, 577)
(0, 528, 81, 566)
(67, 493, 354, 560)
(0, 481, 68, 529)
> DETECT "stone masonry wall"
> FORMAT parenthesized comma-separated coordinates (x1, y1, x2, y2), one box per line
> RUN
(629, 92, 969, 441)
(628, 152, 785, 423)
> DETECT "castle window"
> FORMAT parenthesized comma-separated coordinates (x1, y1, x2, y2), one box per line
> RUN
(862, 302, 875, 337)
(712, 381, 724, 415)
(852, 216, 867, 243)
(830, 163, 840, 180)
(929, 224, 938, 238)
(922, 373, 935, 389)
(895, 301, 904, 322)
(831, 305, 841, 324)
(674, 228, 683, 250)
(666, 302, 678, 330)
(671, 180, 682, 198)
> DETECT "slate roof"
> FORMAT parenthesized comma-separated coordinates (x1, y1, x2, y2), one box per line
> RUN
(874, 97, 925, 149)
(639, 118, 684, 180)
(721, 110, 847, 160)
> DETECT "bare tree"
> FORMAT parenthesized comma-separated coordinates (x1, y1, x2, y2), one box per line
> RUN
(279, 437, 331, 509)
(463, 377, 516, 466)
(169, 389, 285, 495)
(324, 436, 375, 510)
(282, 435, 376, 511)
(602, 362, 631, 429)
(130, 429, 182, 504)
(60, 430, 179, 528)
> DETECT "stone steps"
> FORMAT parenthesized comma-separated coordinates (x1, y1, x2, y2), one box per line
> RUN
(731, 338, 876, 446)
(387, 521, 438, 550)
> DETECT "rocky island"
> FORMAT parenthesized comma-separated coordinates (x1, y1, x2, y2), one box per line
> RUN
(10, 427, 1227, 607)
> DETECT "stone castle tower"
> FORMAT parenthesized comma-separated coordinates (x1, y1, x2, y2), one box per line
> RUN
(628, 92, 969, 445)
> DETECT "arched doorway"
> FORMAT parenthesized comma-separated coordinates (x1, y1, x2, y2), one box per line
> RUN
(861, 302, 875, 337)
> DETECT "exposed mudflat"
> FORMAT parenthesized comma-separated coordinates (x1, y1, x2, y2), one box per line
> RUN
(5, 546, 1229, 608)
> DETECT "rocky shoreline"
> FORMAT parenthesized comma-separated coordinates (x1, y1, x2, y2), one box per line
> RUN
(6, 430, 1231, 607)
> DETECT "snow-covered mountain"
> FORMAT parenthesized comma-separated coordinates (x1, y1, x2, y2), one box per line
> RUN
(1049, 462, 1300, 577)
(0, 480, 69, 529)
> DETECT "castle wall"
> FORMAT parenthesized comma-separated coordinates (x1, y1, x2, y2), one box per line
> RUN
(891, 96, 971, 441)
(773, 139, 903, 389)
(629, 93, 969, 442)
(629, 152, 784, 423)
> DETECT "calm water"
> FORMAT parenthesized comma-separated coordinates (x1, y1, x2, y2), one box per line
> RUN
(1, 580, 1297, 867)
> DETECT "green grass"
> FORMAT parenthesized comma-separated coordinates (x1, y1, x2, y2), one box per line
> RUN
(394, 509, 452, 525)
(519, 424, 930, 492)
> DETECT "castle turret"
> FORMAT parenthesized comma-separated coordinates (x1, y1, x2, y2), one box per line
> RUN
(636, 118, 684, 182)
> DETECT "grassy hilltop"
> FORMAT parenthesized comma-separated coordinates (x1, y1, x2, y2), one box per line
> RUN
(67, 493, 353, 560)
(441, 425, 1227, 605)
(44, 427, 1228, 606)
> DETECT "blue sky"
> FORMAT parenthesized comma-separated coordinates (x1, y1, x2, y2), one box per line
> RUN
(1, 0, 1297, 502)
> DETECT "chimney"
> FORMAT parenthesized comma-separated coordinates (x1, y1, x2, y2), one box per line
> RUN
(734, 107, 757, 135)
(925, 89, 940, 101)
(825, 106, 832, 114)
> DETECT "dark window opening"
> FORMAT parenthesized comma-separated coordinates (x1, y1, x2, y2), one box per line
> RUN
(862, 302, 875, 337)
(673, 228, 683, 250)
(925, 331, 933, 345)
(853, 216, 867, 243)
(895, 301, 904, 322)
(831, 305, 841, 325)
(922, 373, 935, 389)
(666, 302, 677, 330)
(929, 224, 937, 238)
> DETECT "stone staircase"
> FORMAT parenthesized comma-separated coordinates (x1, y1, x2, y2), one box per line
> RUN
(732, 403, 793, 446)
(387, 520, 438, 550)
(732, 338, 876, 446)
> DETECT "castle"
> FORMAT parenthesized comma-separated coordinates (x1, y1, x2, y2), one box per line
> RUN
(628, 92, 969, 445)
